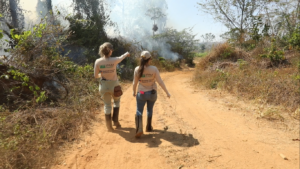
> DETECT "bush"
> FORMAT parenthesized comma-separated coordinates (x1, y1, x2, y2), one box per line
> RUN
(260, 39, 285, 66)
(153, 28, 199, 66)
(197, 42, 248, 70)
(148, 51, 179, 72)
(289, 25, 300, 50)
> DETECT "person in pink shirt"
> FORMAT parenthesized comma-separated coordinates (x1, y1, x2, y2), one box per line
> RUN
(94, 42, 130, 131)
(133, 51, 171, 137)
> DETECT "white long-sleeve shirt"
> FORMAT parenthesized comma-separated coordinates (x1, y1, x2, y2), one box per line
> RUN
(133, 65, 169, 95)
(94, 52, 129, 80)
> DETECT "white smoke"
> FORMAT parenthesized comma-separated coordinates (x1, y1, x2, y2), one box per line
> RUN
(0, 33, 10, 58)
(0, 0, 73, 58)
(107, 0, 180, 60)
(19, 0, 38, 28)
(0, 16, 11, 57)
(20, 0, 73, 29)
(1, 0, 181, 60)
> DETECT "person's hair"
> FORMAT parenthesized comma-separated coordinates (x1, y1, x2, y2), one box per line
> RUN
(138, 58, 151, 78)
(99, 42, 113, 58)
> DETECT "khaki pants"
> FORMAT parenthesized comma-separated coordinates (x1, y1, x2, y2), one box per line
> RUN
(99, 80, 120, 115)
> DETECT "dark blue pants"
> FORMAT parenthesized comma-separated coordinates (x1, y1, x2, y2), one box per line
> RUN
(136, 91, 157, 117)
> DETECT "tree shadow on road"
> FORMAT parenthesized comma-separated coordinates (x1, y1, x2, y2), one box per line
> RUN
(113, 128, 200, 148)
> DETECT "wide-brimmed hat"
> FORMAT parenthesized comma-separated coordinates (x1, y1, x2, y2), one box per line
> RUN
(141, 51, 151, 60)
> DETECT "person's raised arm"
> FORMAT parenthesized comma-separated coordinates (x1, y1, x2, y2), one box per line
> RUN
(116, 52, 130, 64)
(155, 68, 171, 98)
(132, 68, 139, 97)
(94, 60, 101, 79)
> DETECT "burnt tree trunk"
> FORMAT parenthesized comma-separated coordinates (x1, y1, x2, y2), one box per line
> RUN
(46, 0, 52, 12)
(8, 0, 18, 28)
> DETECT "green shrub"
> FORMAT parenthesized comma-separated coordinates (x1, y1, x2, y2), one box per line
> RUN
(260, 39, 285, 66)
(289, 25, 300, 49)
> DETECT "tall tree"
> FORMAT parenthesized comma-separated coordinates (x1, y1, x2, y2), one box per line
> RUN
(72, 0, 110, 38)
(66, 0, 114, 62)
(197, 0, 266, 42)
(0, 0, 23, 30)
(268, 0, 300, 37)
(9, 0, 18, 28)
(108, 0, 168, 37)
(154, 27, 199, 65)
(146, 7, 166, 35)
(46, 0, 53, 13)
(36, 0, 52, 17)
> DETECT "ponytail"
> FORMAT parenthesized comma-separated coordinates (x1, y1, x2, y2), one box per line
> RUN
(138, 58, 150, 78)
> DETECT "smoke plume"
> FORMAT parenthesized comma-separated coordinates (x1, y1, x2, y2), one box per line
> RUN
(107, 0, 180, 60)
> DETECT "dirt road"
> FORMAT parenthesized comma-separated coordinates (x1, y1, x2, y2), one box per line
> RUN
(53, 70, 299, 169)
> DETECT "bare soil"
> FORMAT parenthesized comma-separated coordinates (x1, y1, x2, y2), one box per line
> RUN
(52, 70, 299, 169)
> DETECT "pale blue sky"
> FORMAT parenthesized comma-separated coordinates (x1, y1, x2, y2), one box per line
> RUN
(165, 0, 227, 41)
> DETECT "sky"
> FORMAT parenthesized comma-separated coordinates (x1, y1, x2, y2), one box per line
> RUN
(165, 0, 227, 41)
(19, 0, 227, 41)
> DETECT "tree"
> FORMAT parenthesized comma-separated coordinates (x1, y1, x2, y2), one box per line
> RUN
(197, 0, 266, 42)
(109, 0, 168, 38)
(71, 0, 111, 38)
(200, 44, 206, 52)
(146, 7, 166, 35)
(201, 33, 215, 42)
(9, 0, 18, 28)
(65, 0, 115, 62)
(154, 27, 199, 65)
(269, 0, 300, 38)
(46, 0, 52, 12)
(0, 0, 24, 30)
(36, 0, 54, 23)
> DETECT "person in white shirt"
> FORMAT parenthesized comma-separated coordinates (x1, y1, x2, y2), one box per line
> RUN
(94, 42, 130, 131)
(133, 51, 171, 137)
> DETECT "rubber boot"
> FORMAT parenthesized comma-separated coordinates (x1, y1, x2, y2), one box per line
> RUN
(105, 114, 114, 132)
(135, 115, 143, 138)
(146, 116, 153, 132)
(112, 107, 121, 128)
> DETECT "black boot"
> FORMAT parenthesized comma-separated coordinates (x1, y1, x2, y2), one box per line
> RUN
(135, 115, 143, 138)
(112, 107, 121, 128)
(105, 114, 114, 132)
(146, 116, 153, 132)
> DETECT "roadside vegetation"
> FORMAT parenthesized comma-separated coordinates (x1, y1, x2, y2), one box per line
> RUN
(195, 0, 300, 120)
(0, 0, 199, 168)
(0, 14, 104, 168)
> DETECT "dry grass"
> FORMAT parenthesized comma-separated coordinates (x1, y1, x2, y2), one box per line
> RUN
(194, 43, 300, 117)
(0, 64, 102, 169)
(197, 42, 249, 71)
